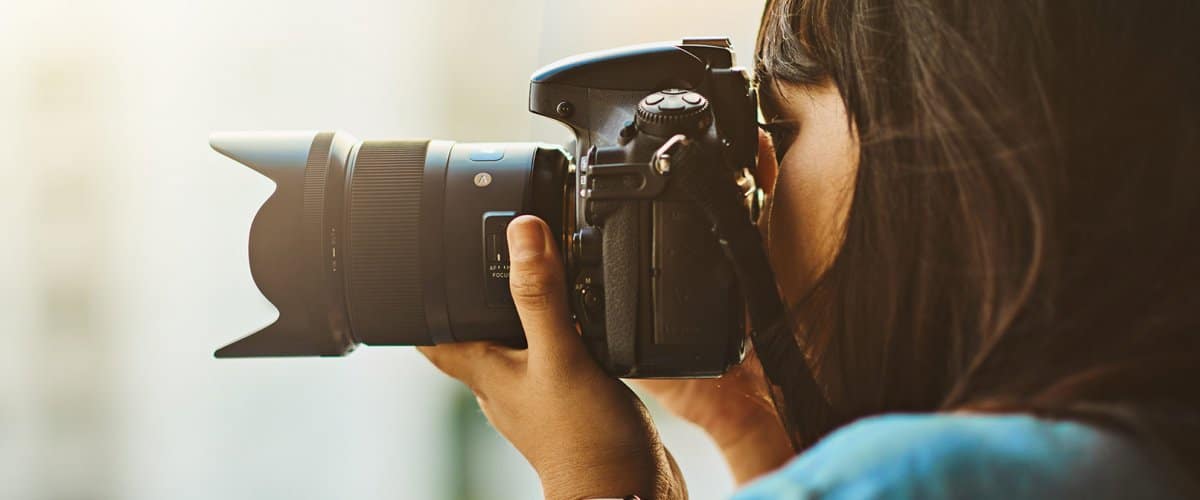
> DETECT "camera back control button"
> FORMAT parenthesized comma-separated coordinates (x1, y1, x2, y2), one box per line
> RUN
(658, 101, 686, 111)
(644, 95, 665, 105)
(682, 93, 703, 105)
(469, 147, 505, 161)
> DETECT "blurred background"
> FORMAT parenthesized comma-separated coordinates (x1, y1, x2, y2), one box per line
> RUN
(0, 0, 763, 498)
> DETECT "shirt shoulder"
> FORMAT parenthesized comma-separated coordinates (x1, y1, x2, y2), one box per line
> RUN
(733, 413, 1185, 500)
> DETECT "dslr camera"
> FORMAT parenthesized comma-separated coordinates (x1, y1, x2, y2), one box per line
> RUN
(212, 38, 763, 377)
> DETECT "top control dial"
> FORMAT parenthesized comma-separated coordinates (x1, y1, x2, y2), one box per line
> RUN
(635, 89, 712, 137)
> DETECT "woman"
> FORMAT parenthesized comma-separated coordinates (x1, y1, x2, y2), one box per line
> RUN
(421, 0, 1200, 498)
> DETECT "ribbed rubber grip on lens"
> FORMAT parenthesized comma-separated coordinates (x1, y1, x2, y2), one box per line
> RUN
(345, 140, 429, 344)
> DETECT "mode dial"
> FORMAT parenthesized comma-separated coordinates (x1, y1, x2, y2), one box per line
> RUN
(635, 89, 712, 137)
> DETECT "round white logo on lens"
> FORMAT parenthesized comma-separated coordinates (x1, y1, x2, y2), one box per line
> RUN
(473, 172, 493, 187)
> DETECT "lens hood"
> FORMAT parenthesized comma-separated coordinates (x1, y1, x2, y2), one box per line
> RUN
(210, 131, 360, 356)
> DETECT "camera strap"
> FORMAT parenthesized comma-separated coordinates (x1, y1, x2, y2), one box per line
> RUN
(662, 136, 836, 448)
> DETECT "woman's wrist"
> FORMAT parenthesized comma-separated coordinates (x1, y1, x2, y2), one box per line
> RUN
(537, 445, 685, 500)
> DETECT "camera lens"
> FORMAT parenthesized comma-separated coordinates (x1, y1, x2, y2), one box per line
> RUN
(210, 131, 568, 357)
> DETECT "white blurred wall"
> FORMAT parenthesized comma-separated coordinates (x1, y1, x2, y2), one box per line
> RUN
(0, 0, 764, 498)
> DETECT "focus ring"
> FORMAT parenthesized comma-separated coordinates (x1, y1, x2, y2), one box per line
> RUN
(345, 140, 429, 344)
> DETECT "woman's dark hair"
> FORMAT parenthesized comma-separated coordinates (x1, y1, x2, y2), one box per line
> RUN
(756, 0, 1200, 483)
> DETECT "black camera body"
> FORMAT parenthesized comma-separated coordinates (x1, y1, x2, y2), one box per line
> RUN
(211, 38, 760, 378)
(530, 39, 759, 376)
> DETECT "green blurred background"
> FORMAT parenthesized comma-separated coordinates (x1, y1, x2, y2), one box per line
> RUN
(0, 0, 762, 498)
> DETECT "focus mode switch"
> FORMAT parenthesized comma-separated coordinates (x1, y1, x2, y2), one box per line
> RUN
(483, 212, 516, 306)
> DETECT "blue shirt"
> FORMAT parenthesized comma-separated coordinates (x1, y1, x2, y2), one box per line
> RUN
(734, 414, 1187, 500)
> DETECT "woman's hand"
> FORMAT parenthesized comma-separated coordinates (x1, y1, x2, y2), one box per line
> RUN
(632, 350, 795, 485)
(419, 215, 685, 500)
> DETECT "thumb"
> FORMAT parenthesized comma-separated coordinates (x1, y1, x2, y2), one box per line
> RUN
(507, 215, 583, 364)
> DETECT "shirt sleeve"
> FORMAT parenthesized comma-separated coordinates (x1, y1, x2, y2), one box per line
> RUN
(732, 414, 1185, 500)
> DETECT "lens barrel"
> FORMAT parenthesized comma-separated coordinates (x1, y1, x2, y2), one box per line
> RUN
(210, 131, 567, 357)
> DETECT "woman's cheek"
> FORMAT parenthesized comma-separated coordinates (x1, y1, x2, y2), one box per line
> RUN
(766, 135, 858, 305)
(759, 83, 859, 305)
(766, 154, 829, 305)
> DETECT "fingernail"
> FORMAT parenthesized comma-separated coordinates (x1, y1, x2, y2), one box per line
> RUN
(508, 216, 544, 262)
